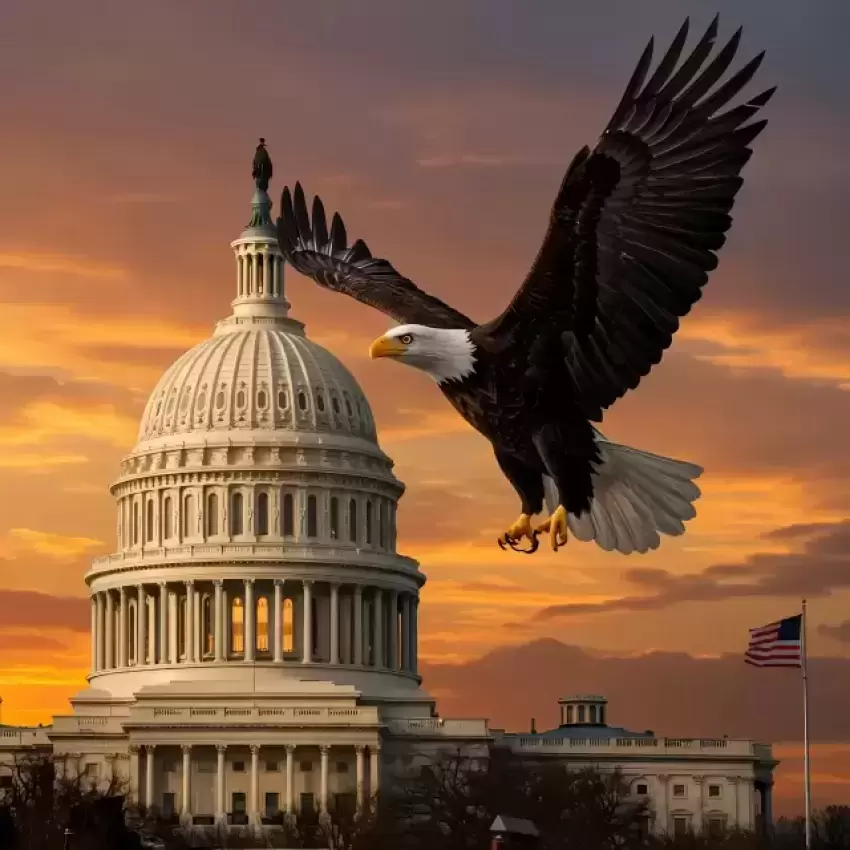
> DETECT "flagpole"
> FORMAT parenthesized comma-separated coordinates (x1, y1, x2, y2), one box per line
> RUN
(802, 598, 812, 850)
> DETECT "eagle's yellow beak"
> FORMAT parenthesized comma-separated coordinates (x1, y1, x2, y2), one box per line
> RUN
(369, 335, 407, 359)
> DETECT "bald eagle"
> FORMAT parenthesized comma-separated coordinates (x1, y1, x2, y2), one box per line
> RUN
(276, 18, 773, 555)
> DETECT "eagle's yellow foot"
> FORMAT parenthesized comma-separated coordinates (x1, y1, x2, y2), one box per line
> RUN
(535, 505, 570, 551)
(497, 513, 539, 554)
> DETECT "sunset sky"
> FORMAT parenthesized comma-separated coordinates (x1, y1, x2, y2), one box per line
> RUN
(1, 0, 849, 816)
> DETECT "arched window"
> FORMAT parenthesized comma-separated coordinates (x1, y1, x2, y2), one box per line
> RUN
(202, 596, 213, 656)
(348, 499, 357, 543)
(256, 597, 269, 652)
(178, 597, 187, 659)
(375, 501, 383, 549)
(365, 500, 373, 545)
(164, 497, 172, 539)
(307, 495, 318, 538)
(282, 598, 294, 653)
(330, 497, 339, 540)
(129, 603, 137, 665)
(256, 492, 269, 536)
(312, 596, 319, 656)
(132, 502, 139, 545)
(207, 493, 219, 537)
(231, 492, 244, 536)
(145, 500, 154, 543)
(183, 494, 194, 538)
(282, 493, 294, 537)
(231, 598, 244, 654)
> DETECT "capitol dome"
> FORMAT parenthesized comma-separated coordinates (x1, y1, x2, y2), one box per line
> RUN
(85, 147, 425, 708)
(137, 324, 377, 447)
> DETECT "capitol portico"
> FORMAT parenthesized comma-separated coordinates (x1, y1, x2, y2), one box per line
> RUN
(0, 147, 777, 839)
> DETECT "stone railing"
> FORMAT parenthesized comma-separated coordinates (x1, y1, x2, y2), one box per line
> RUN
(89, 543, 418, 572)
(127, 705, 380, 726)
(386, 718, 491, 738)
(0, 727, 53, 748)
(499, 735, 765, 758)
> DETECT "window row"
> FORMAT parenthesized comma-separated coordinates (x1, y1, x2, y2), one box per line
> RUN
(119, 489, 396, 550)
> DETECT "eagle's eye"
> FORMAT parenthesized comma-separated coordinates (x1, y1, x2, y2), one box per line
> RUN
(399, 333, 414, 345)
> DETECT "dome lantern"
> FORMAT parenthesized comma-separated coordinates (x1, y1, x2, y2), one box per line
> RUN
(229, 138, 291, 322)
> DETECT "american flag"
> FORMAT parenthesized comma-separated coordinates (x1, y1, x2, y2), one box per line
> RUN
(745, 614, 803, 667)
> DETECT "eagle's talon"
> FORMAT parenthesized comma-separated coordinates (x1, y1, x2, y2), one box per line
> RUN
(534, 505, 570, 551)
(498, 513, 538, 554)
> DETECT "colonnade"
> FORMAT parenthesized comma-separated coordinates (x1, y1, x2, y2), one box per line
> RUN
(130, 741, 379, 824)
(90, 579, 419, 676)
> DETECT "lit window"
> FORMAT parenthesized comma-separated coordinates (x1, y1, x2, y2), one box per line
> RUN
(282, 598, 294, 653)
(256, 597, 269, 652)
(231, 598, 244, 653)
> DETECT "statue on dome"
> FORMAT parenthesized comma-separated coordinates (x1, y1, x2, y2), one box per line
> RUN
(252, 138, 273, 192)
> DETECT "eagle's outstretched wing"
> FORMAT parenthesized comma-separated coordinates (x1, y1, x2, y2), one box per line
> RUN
(277, 184, 476, 330)
(479, 17, 774, 421)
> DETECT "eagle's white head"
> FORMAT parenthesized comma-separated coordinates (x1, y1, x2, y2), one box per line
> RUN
(368, 324, 477, 384)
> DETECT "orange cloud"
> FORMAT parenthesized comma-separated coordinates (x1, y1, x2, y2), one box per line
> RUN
(5, 528, 104, 560)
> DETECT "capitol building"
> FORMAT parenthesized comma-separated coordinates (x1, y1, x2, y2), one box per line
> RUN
(0, 155, 778, 840)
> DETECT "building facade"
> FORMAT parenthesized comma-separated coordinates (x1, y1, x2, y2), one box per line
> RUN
(0, 156, 776, 839)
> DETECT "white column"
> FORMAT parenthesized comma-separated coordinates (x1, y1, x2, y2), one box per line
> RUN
(213, 580, 224, 661)
(184, 580, 195, 662)
(168, 589, 178, 664)
(411, 596, 419, 675)
(694, 775, 704, 833)
(401, 594, 411, 671)
(137, 585, 147, 666)
(302, 580, 313, 664)
(193, 588, 201, 661)
(118, 588, 128, 667)
(128, 746, 140, 805)
(273, 579, 284, 662)
(387, 590, 398, 670)
(90, 597, 97, 672)
(181, 744, 192, 821)
(216, 745, 227, 823)
(244, 579, 255, 662)
(330, 583, 340, 665)
(369, 743, 381, 804)
(353, 586, 363, 666)
(284, 745, 295, 815)
(372, 589, 383, 668)
(319, 745, 329, 814)
(355, 745, 365, 815)
(250, 744, 260, 824)
(158, 582, 168, 664)
(105, 591, 115, 669)
(145, 746, 155, 810)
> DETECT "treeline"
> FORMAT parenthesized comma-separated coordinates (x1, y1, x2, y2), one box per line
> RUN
(1, 751, 848, 849)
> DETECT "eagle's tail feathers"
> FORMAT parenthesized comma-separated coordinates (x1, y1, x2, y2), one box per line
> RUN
(542, 439, 703, 555)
